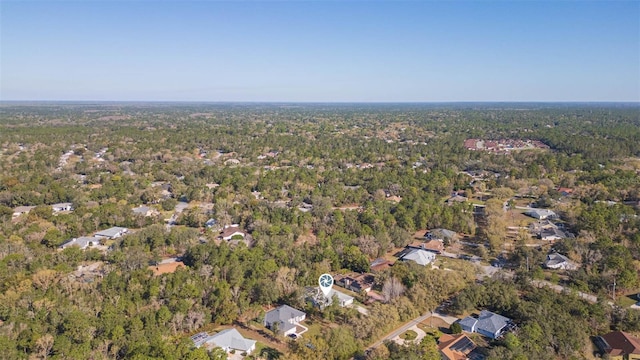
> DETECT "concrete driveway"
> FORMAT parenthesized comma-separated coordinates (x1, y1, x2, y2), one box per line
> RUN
(391, 325, 426, 345)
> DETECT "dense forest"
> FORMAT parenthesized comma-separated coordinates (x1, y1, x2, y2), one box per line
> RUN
(0, 103, 639, 360)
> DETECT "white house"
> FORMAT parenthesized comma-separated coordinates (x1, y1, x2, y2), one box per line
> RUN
(51, 203, 73, 213)
(264, 305, 306, 336)
(307, 287, 355, 309)
(325, 288, 354, 307)
(220, 226, 246, 241)
(60, 236, 102, 250)
(95, 227, 128, 239)
(525, 209, 557, 220)
(401, 248, 436, 266)
(12, 206, 35, 217)
(539, 228, 567, 241)
(458, 310, 511, 339)
(544, 253, 578, 270)
(191, 328, 256, 354)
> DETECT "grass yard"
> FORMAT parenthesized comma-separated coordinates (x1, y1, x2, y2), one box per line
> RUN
(300, 320, 323, 340)
(617, 294, 638, 308)
(400, 330, 418, 341)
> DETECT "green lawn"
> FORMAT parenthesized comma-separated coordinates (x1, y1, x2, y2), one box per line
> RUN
(400, 330, 417, 341)
(617, 294, 638, 308)
(300, 320, 323, 340)
(415, 327, 442, 344)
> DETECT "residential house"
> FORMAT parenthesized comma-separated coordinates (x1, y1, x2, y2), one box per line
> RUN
(529, 220, 559, 233)
(400, 248, 436, 266)
(446, 195, 468, 205)
(95, 227, 128, 239)
(529, 220, 568, 241)
(438, 333, 483, 360)
(12, 205, 35, 217)
(557, 187, 574, 197)
(51, 203, 73, 213)
(409, 239, 444, 254)
(264, 305, 306, 336)
(524, 209, 557, 220)
(220, 226, 246, 241)
(459, 316, 479, 333)
(306, 287, 354, 309)
(191, 328, 256, 354)
(334, 273, 374, 293)
(370, 258, 393, 272)
(426, 228, 458, 243)
(594, 331, 640, 360)
(458, 310, 511, 339)
(60, 236, 102, 250)
(539, 227, 567, 241)
(132, 206, 157, 217)
(544, 253, 578, 270)
(326, 288, 354, 307)
(205, 218, 217, 228)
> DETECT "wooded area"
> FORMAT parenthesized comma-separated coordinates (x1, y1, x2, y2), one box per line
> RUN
(0, 103, 639, 359)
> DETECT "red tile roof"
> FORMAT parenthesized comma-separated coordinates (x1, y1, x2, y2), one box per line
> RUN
(438, 333, 477, 360)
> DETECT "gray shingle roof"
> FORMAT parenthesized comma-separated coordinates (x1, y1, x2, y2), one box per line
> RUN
(477, 310, 510, 335)
(427, 228, 457, 240)
(459, 316, 478, 330)
(61, 236, 101, 249)
(95, 227, 128, 238)
(208, 328, 256, 352)
(545, 253, 571, 267)
(132, 206, 150, 214)
(525, 209, 557, 219)
(264, 305, 305, 333)
(401, 248, 436, 266)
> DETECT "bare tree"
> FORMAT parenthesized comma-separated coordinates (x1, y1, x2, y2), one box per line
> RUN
(275, 267, 298, 296)
(35, 334, 54, 360)
(185, 310, 205, 331)
(356, 235, 380, 259)
(382, 277, 405, 303)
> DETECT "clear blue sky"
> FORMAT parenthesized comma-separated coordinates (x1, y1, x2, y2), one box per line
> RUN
(1, 1, 639, 102)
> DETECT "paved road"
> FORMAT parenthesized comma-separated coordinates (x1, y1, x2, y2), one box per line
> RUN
(366, 313, 431, 351)
(531, 279, 603, 304)
(474, 266, 607, 304)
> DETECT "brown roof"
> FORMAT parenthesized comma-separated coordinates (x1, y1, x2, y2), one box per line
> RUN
(370, 258, 393, 272)
(334, 273, 374, 292)
(220, 226, 245, 239)
(438, 333, 476, 360)
(409, 239, 444, 253)
(149, 261, 185, 275)
(600, 331, 640, 356)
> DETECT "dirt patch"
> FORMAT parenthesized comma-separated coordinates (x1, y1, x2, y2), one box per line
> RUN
(420, 316, 451, 330)
(148, 261, 185, 276)
(413, 229, 428, 239)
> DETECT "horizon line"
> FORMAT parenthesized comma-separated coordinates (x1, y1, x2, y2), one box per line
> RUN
(1, 100, 639, 105)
